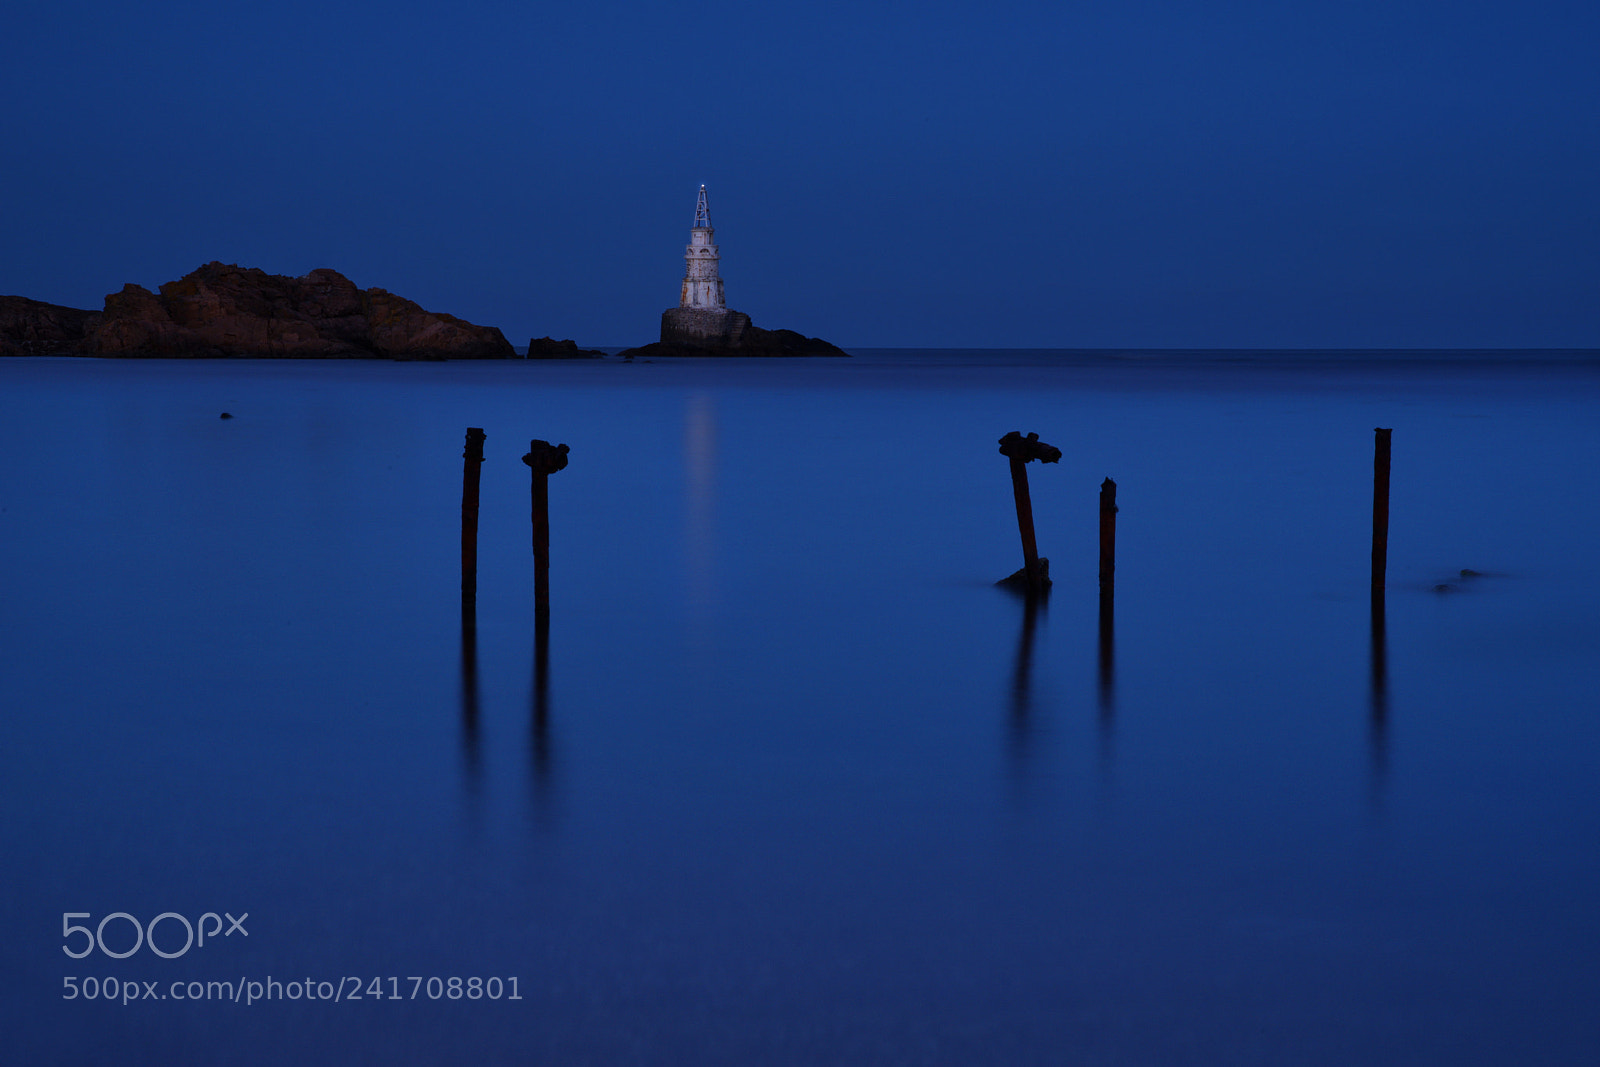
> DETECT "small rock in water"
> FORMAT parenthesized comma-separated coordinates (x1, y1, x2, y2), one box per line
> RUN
(997, 558, 1052, 591)
(1459, 568, 1482, 578)
(220, 412, 233, 419)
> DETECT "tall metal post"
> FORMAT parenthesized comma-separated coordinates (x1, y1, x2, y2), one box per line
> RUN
(522, 439, 570, 619)
(1372, 428, 1392, 591)
(1098, 478, 1117, 595)
(461, 428, 486, 609)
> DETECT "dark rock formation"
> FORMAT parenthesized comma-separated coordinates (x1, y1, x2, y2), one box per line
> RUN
(86, 263, 516, 359)
(90, 283, 218, 356)
(526, 336, 604, 359)
(0, 295, 102, 356)
(5, 263, 516, 359)
(616, 306, 847, 359)
(362, 283, 514, 361)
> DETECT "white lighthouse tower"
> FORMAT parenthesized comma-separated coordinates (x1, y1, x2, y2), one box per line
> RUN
(679, 185, 725, 311)
(637, 183, 843, 356)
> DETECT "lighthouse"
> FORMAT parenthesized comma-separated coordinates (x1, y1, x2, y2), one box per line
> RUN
(660, 184, 749, 348)
(638, 185, 845, 356)
(680, 185, 725, 311)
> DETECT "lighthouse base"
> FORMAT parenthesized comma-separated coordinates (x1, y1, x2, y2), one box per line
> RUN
(661, 307, 753, 348)
(615, 307, 848, 359)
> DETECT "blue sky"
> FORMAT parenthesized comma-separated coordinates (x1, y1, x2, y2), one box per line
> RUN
(3, 0, 1596, 348)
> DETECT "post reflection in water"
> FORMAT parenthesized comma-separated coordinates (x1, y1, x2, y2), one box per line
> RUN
(529, 607, 555, 820)
(520, 437, 569, 826)
(1097, 587, 1116, 766)
(1369, 589, 1389, 787)
(681, 394, 721, 724)
(1005, 589, 1046, 776)
(1097, 589, 1115, 715)
(683, 394, 718, 622)
(460, 598, 482, 797)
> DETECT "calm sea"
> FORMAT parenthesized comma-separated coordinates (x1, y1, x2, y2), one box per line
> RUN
(3, 350, 1597, 1064)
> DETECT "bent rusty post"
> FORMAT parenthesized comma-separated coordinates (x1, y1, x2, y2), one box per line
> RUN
(997, 431, 1061, 591)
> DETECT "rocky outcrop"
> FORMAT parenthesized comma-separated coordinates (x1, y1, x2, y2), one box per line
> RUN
(616, 306, 847, 359)
(362, 284, 514, 361)
(84, 263, 516, 359)
(90, 283, 217, 356)
(9, 262, 520, 359)
(526, 336, 604, 359)
(734, 325, 849, 357)
(0, 296, 102, 356)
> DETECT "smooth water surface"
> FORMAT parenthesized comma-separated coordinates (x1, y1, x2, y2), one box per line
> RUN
(3, 351, 1598, 1064)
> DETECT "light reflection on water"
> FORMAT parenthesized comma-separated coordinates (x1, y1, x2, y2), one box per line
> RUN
(2, 351, 1598, 1064)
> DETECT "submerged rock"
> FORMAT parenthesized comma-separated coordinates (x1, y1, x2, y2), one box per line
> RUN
(1432, 568, 1490, 593)
(526, 336, 604, 359)
(616, 306, 847, 359)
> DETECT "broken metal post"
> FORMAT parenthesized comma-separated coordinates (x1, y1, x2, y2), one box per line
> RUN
(522, 439, 570, 618)
(997, 431, 1061, 590)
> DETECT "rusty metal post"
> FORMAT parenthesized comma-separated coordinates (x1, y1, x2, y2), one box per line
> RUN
(522, 439, 570, 618)
(462, 428, 486, 608)
(997, 431, 1061, 590)
(532, 590, 552, 781)
(1010, 458, 1041, 574)
(1009, 592, 1043, 763)
(459, 429, 487, 790)
(1098, 477, 1117, 595)
(1097, 478, 1118, 713)
(1372, 428, 1392, 591)
(522, 439, 567, 814)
